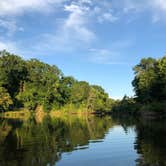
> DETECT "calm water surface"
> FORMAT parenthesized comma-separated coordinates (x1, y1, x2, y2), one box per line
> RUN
(0, 115, 166, 166)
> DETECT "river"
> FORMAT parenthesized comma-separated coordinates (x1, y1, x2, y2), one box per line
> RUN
(0, 115, 166, 166)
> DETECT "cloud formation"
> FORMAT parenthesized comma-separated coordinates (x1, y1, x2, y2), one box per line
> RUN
(0, 0, 166, 64)
(0, 40, 17, 53)
(88, 39, 133, 64)
(120, 0, 166, 22)
(64, 2, 95, 43)
(0, 0, 66, 16)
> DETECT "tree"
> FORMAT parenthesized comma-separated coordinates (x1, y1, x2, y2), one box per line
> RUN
(70, 81, 90, 106)
(156, 56, 166, 100)
(0, 50, 111, 112)
(17, 59, 62, 111)
(0, 50, 28, 98)
(0, 87, 13, 112)
(132, 58, 157, 103)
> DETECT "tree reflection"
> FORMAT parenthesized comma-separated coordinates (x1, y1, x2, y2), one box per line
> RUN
(1, 115, 166, 166)
(111, 115, 166, 166)
(134, 120, 166, 166)
(0, 115, 113, 166)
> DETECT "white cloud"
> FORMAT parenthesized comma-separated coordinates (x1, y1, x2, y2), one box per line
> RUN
(0, 19, 24, 36)
(88, 48, 127, 65)
(98, 12, 118, 23)
(0, 0, 66, 16)
(150, 0, 166, 22)
(117, 0, 166, 22)
(78, 0, 92, 4)
(115, 0, 166, 13)
(88, 39, 133, 64)
(0, 0, 66, 36)
(61, 0, 119, 44)
(0, 19, 16, 35)
(89, 48, 113, 64)
(64, 3, 95, 43)
(0, 40, 18, 53)
(0, 0, 118, 40)
(152, 0, 166, 11)
(0, 0, 135, 60)
(8, 1, 97, 56)
(122, 0, 145, 13)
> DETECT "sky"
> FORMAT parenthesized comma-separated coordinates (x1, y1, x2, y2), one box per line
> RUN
(0, 0, 166, 99)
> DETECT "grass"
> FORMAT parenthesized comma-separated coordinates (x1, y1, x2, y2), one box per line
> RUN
(0, 104, 98, 122)
(0, 108, 31, 120)
(51, 104, 95, 115)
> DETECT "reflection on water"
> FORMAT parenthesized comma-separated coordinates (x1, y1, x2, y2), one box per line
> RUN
(0, 115, 166, 166)
(134, 120, 166, 166)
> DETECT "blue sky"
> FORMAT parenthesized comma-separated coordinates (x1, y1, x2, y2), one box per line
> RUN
(0, 0, 166, 99)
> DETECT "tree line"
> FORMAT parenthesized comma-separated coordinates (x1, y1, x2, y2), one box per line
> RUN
(1, 50, 166, 114)
(0, 50, 114, 112)
(112, 55, 166, 115)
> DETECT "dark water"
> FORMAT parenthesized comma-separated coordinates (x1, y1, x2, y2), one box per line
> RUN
(0, 115, 166, 166)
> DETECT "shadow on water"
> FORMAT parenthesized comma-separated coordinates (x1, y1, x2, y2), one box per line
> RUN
(0, 114, 166, 166)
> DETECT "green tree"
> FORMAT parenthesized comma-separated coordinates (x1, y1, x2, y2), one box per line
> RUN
(70, 81, 90, 106)
(0, 50, 27, 99)
(0, 50, 111, 112)
(156, 56, 166, 100)
(0, 87, 13, 112)
(132, 58, 157, 103)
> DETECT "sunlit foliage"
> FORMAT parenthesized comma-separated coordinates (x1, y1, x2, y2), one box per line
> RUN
(0, 50, 113, 112)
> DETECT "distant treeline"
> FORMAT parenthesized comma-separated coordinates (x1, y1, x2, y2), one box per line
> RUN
(112, 56, 166, 116)
(0, 50, 114, 112)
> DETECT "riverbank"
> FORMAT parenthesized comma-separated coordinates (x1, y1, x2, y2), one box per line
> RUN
(0, 106, 99, 121)
(1, 102, 166, 121)
(0, 109, 31, 120)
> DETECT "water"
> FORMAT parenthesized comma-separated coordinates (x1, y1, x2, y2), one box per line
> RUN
(0, 115, 166, 166)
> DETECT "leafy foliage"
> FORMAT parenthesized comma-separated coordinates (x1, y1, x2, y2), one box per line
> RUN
(113, 55, 166, 115)
(0, 50, 113, 112)
(0, 87, 13, 112)
(132, 56, 166, 103)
